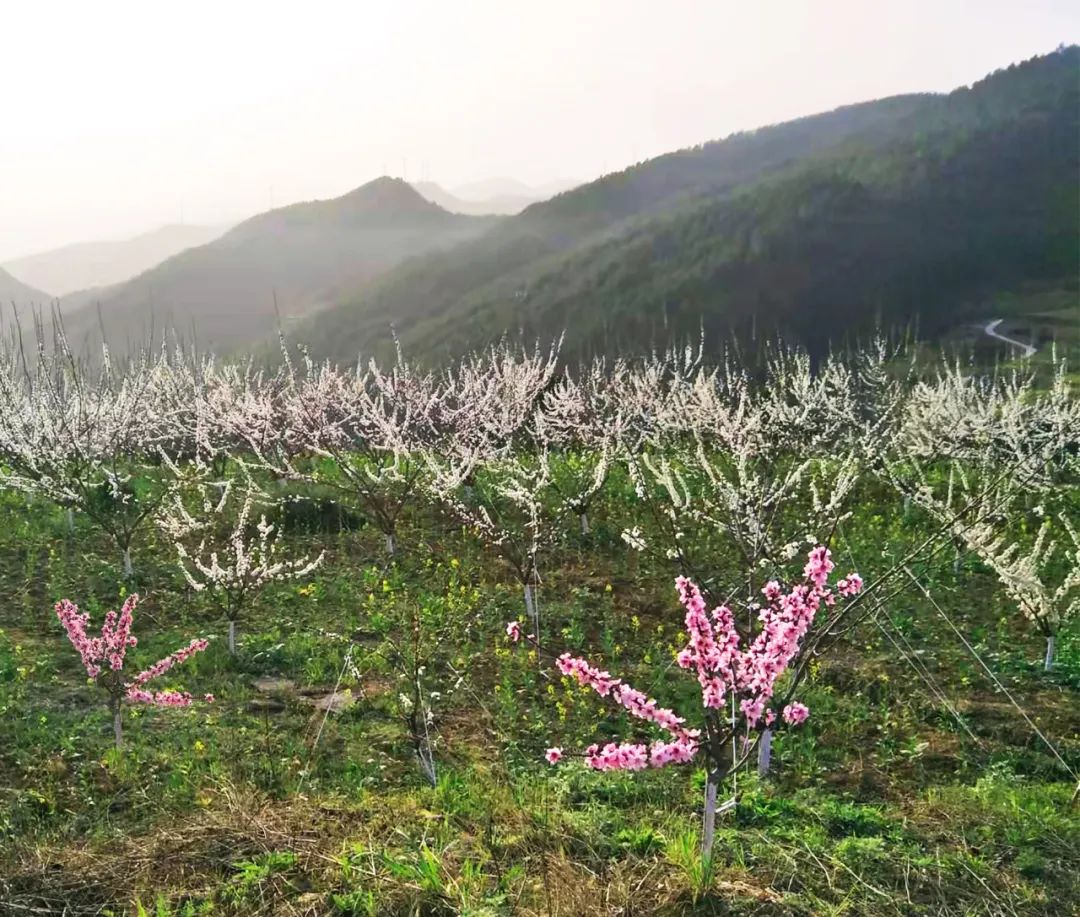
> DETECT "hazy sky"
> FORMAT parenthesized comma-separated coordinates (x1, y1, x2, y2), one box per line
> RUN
(2, 0, 1076, 261)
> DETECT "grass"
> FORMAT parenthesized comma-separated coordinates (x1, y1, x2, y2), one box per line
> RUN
(0, 470, 1078, 915)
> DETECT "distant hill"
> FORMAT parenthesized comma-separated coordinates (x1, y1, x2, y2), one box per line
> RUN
(452, 177, 580, 201)
(414, 178, 582, 216)
(59, 178, 500, 355)
(3, 224, 232, 298)
(298, 47, 1079, 365)
(413, 182, 537, 216)
(0, 267, 51, 306)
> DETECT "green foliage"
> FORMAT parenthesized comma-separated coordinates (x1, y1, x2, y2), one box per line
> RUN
(0, 442, 1077, 913)
(301, 48, 1080, 367)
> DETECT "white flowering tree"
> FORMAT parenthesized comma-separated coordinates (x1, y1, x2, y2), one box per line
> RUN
(241, 346, 441, 557)
(901, 459, 1079, 670)
(422, 340, 564, 638)
(160, 474, 324, 653)
(536, 360, 623, 536)
(0, 329, 188, 576)
(889, 354, 1079, 669)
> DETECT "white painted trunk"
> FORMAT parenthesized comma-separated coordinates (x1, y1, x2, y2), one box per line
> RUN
(122, 547, 133, 577)
(385, 532, 396, 556)
(417, 737, 437, 787)
(701, 767, 719, 863)
(953, 550, 961, 574)
(228, 620, 237, 655)
(757, 728, 772, 777)
(113, 709, 123, 749)
(524, 584, 538, 640)
(579, 511, 590, 535)
(1044, 635, 1055, 672)
(66, 508, 75, 532)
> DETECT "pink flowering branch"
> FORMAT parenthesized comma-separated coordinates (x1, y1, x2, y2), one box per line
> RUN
(508, 545, 862, 864)
(54, 593, 212, 748)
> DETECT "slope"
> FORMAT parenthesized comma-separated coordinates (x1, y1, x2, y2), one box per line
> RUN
(0, 267, 52, 306)
(299, 47, 1079, 365)
(61, 178, 499, 355)
(3, 224, 232, 299)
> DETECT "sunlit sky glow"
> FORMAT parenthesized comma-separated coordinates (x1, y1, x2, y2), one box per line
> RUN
(2, 0, 1076, 260)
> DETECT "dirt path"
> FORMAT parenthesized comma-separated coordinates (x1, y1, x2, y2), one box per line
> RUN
(983, 318, 1036, 358)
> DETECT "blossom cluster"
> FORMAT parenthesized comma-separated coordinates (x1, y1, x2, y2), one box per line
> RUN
(56, 595, 139, 679)
(126, 637, 208, 684)
(55, 594, 212, 709)
(537, 546, 861, 771)
(553, 651, 700, 771)
(676, 545, 862, 728)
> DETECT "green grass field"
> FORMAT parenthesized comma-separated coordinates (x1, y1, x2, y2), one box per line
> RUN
(0, 465, 1077, 916)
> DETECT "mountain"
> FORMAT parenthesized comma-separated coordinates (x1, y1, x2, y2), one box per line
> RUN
(413, 182, 538, 216)
(452, 177, 580, 201)
(59, 178, 500, 355)
(298, 48, 1079, 365)
(4, 224, 233, 299)
(0, 266, 51, 305)
(414, 178, 582, 216)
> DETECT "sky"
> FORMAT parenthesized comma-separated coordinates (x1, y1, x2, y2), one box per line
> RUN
(2, 0, 1076, 261)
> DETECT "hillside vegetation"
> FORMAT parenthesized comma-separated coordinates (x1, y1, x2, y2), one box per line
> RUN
(59, 179, 498, 355)
(300, 47, 1079, 364)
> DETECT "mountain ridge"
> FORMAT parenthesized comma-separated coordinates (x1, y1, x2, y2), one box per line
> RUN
(0, 266, 51, 303)
(3, 223, 232, 299)
(296, 47, 1079, 365)
(58, 177, 501, 355)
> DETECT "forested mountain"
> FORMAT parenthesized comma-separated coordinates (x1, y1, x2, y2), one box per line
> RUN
(3, 224, 231, 299)
(59, 178, 499, 354)
(299, 47, 1079, 364)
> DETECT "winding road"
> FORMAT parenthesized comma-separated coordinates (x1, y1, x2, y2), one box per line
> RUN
(983, 319, 1037, 358)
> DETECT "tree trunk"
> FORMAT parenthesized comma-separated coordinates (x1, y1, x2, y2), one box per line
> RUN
(1044, 634, 1055, 672)
(417, 736, 437, 787)
(122, 547, 133, 577)
(701, 766, 720, 864)
(228, 620, 237, 655)
(113, 706, 123, 750)
(385, 532, 396, 557)
(579, 511, 590, 535)
(524, 584, 538, 641)
(66, 508, 75, 532)
(757, 728, 772, 777)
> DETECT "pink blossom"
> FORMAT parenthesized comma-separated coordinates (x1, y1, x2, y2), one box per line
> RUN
(55, 593, 210, 714)
(804, 545, 835, 589)
(539, 548, 857, 774)
(545, 747, 563, 764)
(782, 702, 809, 725)
(127, 638, 209, 687)
(583, 742, 650, 771)
(836, 573, 863, 597)
(556, 653, 620, 697)
(505, 620, 522, 642)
